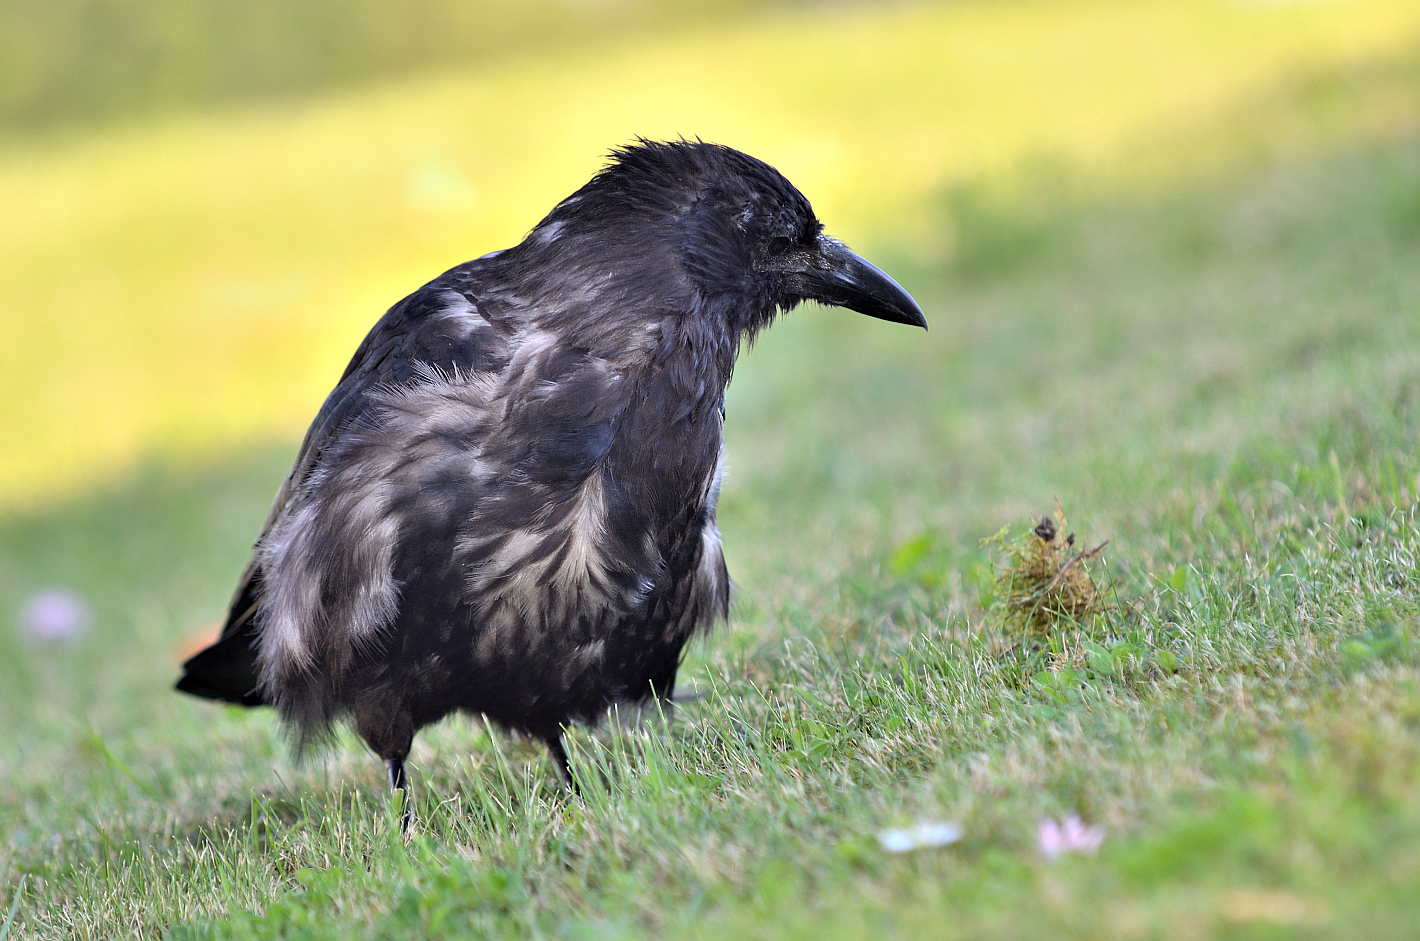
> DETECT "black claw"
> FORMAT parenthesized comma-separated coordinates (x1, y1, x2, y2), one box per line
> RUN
(386, 757, 412, 833)
(545, 735, 580, 796)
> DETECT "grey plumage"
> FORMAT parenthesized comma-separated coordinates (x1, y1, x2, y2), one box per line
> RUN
(177, 140, 925, 809)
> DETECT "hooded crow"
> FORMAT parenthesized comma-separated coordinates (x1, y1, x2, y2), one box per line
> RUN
(177, 140, 925, 820)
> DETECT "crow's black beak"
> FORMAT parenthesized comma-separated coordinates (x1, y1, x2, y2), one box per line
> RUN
(797, 237, 927, 329)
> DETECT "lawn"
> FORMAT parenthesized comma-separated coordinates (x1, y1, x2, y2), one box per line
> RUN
(3, 0, 1420, 937)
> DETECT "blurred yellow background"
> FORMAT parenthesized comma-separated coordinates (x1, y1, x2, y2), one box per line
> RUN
(3, 0, 1419, 508)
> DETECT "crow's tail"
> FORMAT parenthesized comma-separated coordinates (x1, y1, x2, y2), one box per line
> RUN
(175, 617, 268, 707)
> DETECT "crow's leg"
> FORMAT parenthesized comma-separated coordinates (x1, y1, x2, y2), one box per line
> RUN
(357, 707, 415, 833)
(386, 756, 413, 833)
(544, 734, 580, 796)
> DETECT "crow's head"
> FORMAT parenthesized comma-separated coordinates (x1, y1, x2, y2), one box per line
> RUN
(532, 139, 926, 336)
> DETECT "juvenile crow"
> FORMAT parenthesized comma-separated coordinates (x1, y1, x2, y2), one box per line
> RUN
(177, 140, 925, 816)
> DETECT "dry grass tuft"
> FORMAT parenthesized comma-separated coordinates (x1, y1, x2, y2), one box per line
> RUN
(989, 503, 1108, 637)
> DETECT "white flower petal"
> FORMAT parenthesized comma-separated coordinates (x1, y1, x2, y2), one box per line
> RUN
(877, 820, 963, 852)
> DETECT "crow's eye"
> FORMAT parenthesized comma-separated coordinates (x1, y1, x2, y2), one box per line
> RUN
(767, 236, 793, 255)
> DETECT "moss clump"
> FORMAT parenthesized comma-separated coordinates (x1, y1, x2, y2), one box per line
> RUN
(989, 505, 1107, 637)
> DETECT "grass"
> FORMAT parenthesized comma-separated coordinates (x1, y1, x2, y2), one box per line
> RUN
(4, 0, 1420, 937)
(0, 0, 777, 137)
(3, 0, 1420, 508)
(6, 101, 1420, 941)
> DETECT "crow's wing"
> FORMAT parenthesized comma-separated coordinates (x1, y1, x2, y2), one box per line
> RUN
(177, 279, 506, 703)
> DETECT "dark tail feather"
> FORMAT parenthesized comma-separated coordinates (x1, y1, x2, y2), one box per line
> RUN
(175, 617, 268, 707)
(177, 557, 269, 706)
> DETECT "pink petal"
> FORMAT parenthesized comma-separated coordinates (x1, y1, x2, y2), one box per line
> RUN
(1038, 815, 1104, 859)
(19, 588, 91, 643)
